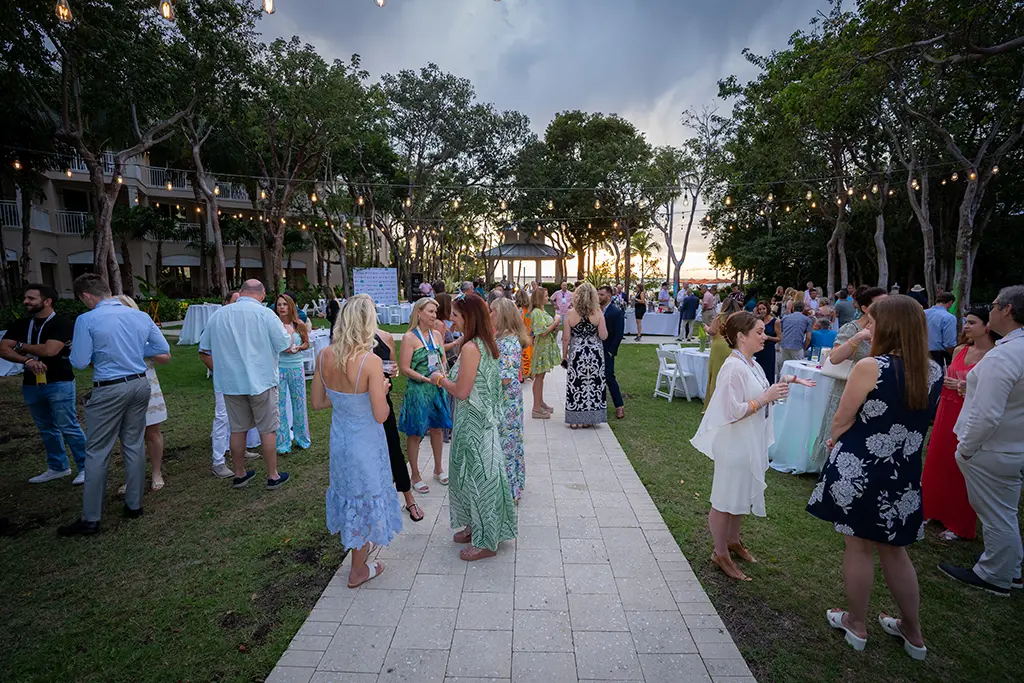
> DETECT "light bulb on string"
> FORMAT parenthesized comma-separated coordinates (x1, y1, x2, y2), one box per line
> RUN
(861, 194, 867, 201)
(847, 187, 854, 196)
(594, 199, 601, 210)
(811, 201, 817, 209)
(65, 168, 73, 178)
(375, 0, 385, 6)
(262, 0, 275, 14)
(969, 170, 977, 180)
(547, 199, 554, 211)
(499, 199, 507, 211)
(213, 185, 221, 196)
(260, 189, 267, 200)
(871, 184, 879, 194)
(13, 160, 22, 170)
(55, 0, 72, 22)
(159, 0, 175, 22)
(451, 198, 459, 210)
(888, 189, 895, 196)
(992, 165, 1000, 174)
(310, 191, 317, 203)
(116, 175, 123, 184)
(767, 192, 773, 203)
(612, 220, 619, 229)
(805, 190, 813, 200)
(404, 196, 412, 208)
(166, 180, 173, 191)
(588, 223, 592, 229)
(951, 172, 959, 182)
(724, 195, 732, 206)
(836, 197, 843, 205)
(758, 209, 765, 216)
(784, 205, 791, 213)
(196, 207, 201, 213)
(941, 179, 947, 185)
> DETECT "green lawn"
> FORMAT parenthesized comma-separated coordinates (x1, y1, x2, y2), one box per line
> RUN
(0, 340, 409, 683)
(608, 344, 1020, 683)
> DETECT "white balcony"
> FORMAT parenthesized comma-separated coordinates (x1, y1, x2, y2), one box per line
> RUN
(68, 151, 116, 174)
(56, 211, 89, 235)
(148, 167, 191, 191)
(0, 200, 20, 228)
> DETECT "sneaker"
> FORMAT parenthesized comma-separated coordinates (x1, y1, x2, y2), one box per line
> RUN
(231, 470, 257, 489)
(267, 472, 290, 490)
(938, 563, 1010, 597)
(29, 468, 71, 484)
(244, 450, 262, 460)
(211, 463, 234, 478)
(72, 470, 85, 486)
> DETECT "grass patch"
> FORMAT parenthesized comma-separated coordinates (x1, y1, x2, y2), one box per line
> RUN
(0, 339, 411, 683)
(608, 344, 1019, 683)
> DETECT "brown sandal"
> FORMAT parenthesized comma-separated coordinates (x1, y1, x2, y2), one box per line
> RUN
(712, 552, 752, 581)
(460, 546, 496, 562)
(728, 541, 758, 563)
(453, 528, 472, 544)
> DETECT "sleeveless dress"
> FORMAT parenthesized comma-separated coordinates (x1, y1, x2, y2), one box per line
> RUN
(442, 322, 457, 444)
(808, 322, 872, 471)
(921, 346, 978, 538)
(324, 353, 403, 550)
(807, 355, 941, 546)
(372, 333, 411, 494)
(497, 335, 526, 501)
(529, 308, 561, 375)
(565, 319, 607, 425)
(703, 314, 731, 413)
(144, 359, 167, 427)
(398, 329, 453, 437)
(754, 317, 777, 383)
(448, 339, 518, 551)
(520, 307, 533, 377)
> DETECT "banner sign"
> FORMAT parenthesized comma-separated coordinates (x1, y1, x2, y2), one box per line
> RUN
(353, 268, 399, 305)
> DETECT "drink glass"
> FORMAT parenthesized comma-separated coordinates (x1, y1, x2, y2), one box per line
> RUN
(382, 360, 398, 377)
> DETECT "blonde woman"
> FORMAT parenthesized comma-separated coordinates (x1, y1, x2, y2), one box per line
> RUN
(528, 288, 562, 418)
(398, 297, 452, 492)
(562, 283, 608, 428)
(491, 297, 530, 501)
(311, 294, 402, 588)
(115, 295, 170, 491)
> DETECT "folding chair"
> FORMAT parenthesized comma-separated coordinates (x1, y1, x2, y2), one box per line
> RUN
(654, 348, 693, 402)
(659, 342, 682, 353)
(388, 306, 403, 325)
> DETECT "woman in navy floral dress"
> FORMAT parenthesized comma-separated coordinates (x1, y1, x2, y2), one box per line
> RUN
(807, 296, 941, 661)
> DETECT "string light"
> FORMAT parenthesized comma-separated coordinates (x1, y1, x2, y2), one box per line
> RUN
(357, 195, 365, 206)
(992, 165, 1000, 174)
(969, 170, 977, 180)
(861, 193, 867, 201)
(836, 197, 843, 205)
(166, 180, 173, 191)
(196, 207, 201, 213)
(724, 195, 732, 206)
(404, 196, 412, 208)
(784, 205, 791, 213)
(260, 189, 267, 200)
(451, 198, 459, 210)
(116, 175, 123, 184)
(805, 190, 812, 200)
(159, 0, 175, 22)
(262, 0, 275, 14)
(871, 184, 878, 194)
(811, 201, 817, 208)
(941, 179, 947, 185)
(594, 199, 601, 210)
(951, 172, 959, 182)
(310, 191, 318, 202)
(213, 185, 221, 196)
(13, 160, 22, 170)
(766, 192, 774, 202)
(547, 199, 554, 211)
(846, 187, 854, 196)
(55, 0, 72, 22)
(888, 189, 895, 196)
(612, 220, 619, 228)
(65, 168, 73, 178)
(375, 0, 385, 6)
(499, 199, 507, 210)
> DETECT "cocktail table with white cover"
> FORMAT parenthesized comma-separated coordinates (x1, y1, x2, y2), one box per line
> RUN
(0, 331, 21, 376)
(676, 348, 710, 400)
(625, 310, 680, 336)
(768, 359, 836, 474)
(304, 329, 331, 375)
(177, 303, 221, 345)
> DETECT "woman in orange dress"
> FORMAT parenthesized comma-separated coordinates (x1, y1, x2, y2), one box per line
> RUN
(921, 308, 998, 540)
(515, 289, 533, 379)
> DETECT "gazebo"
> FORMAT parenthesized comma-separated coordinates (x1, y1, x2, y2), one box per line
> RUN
(481, 223, 562, 287)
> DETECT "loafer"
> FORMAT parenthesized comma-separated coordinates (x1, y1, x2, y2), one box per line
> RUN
(232, 470, 257, 489)
(938, 563, 1010, 597)
(267, 472, 290, 490)
(58, 519, 99, 536)
(123, 505, 144, 519)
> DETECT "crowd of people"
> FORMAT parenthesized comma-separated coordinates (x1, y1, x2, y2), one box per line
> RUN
(691, 283, 1024, 661)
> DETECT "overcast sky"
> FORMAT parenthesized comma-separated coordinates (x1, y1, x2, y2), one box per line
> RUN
(267, 0, 828, 279)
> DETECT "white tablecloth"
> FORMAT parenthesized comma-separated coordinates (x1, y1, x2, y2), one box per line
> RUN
(625, 311, 680, 336)
(768, 360, 837, 474)
(177, 303, 221, 345)
(376, 303, 412, 326)
(0, 330, 21, 376)
(676, 348, 710, 400)
(304, 329, 331, 375)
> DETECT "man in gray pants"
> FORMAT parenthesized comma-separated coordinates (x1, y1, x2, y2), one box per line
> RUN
(58, 274, 170, 536)
(939, 285, 1024, 596)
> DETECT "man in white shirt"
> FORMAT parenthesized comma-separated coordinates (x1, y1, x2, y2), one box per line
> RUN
(804, 281, 815, 303)
(940, 285, 1024, 596)
(658, 282, 672, 310)
(806, 288, 821, 311)
(552, 281, 573, 317)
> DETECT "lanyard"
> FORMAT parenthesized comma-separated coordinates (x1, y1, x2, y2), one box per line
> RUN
(413, 327, 436, 352)
(28, 312, 55, 346)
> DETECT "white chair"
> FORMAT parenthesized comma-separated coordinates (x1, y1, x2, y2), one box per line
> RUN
(388, 305, 403, 325)
(659, 342, 682, 353)
(654, 348, 693, 402)
(301, 303, 311, 318)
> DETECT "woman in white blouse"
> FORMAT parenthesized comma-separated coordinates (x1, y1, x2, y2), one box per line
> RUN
(691, 311, 815, 581)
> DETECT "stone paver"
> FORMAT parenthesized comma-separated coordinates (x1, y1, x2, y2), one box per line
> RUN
(273, 368, 752, 682)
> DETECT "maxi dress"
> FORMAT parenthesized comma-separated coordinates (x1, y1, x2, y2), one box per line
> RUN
(565, 319, 607, 425)
(808, 322, 872, 472)
(497, 335, 526, 501)
(447, 339, 518, 551)
(324, 353, 404, 550)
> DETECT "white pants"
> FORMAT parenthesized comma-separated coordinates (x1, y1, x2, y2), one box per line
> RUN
(212, 392, 261, 466)
(958, 448, 1024, 589)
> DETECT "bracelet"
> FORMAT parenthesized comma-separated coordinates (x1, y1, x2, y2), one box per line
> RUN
(435, 375, 444, 387)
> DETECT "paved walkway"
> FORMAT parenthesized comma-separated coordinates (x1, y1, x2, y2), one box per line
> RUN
(267, 369, 753, 683)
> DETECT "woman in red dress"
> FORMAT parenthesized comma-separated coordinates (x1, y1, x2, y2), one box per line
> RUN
(921, 308, 998, 540)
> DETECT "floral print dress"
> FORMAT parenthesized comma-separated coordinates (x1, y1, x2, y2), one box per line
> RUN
(497, 335, 526, 501)
(807, 355, 941, 546)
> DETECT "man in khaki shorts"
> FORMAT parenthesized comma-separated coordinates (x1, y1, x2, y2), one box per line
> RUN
(199, 279, 292, 489)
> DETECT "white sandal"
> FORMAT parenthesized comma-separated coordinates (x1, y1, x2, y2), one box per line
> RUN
(347, 561, 384, 589)
(878, 613, 927, 660)
(412, 480, 430, 494)
(434, 472, 449, 486)
(826, 609, 867, 651)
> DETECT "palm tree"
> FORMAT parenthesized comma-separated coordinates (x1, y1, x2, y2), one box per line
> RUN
(630, 230, 662, 286)
(221, 217, 258, 288)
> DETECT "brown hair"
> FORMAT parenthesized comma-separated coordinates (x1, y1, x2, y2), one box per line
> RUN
(856, 286, 887, 311)
(453, 294, 499, 359)
(73, 273, 112, 299)
(514, 288, 530, 309)
(275, 294, 308, 345)
(723, 311, 759, 348)
(530, 287, 548, 311)
(435, 293, 453, 322)
(868, 295, 931, 410)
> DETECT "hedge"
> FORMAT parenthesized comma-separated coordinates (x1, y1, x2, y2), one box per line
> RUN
(1, 296, 221, 331)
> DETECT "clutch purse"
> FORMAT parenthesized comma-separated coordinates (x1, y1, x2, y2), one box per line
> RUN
(820, 352, 852, 380)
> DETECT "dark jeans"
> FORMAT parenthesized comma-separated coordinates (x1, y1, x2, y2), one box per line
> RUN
(605, 351, 623, 409)
(23, 380, 87, 472)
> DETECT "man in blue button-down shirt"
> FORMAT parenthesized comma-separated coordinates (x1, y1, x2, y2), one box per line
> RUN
(59, 273, 170, 536)
(925, 292, 958, 366)
(199, 279, 291, 491)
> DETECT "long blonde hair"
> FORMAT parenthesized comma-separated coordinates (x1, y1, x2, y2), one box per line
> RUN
(332, 294, 376, 369)
(115, 294, 139, 310)
(572, 283, 599, 318)
(492, 297, 531, 347)
(408, 297, 438, 331)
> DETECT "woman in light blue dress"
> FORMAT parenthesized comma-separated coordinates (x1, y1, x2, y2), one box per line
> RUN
(312, 294, 402, 588)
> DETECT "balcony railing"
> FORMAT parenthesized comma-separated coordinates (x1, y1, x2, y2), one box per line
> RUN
(218, 181, 250, 201)
(149, 167, 191, 191)
(56, 211, 89, 235)
(0, 200, 20, 228)
(68, 151, 116, 174)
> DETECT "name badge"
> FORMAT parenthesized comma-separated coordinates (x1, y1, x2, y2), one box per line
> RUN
(427, 351, 441, 373)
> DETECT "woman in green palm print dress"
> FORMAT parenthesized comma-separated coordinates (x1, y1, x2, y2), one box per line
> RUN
(430, 295, 517, 561)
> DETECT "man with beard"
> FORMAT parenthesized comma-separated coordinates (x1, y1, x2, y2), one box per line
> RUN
(1, 284, 88, 485)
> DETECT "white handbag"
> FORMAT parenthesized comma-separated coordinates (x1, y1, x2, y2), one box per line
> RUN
(820, 351, 853, 381)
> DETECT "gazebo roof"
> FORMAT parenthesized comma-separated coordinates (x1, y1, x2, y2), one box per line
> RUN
(481, 242, 562, 259)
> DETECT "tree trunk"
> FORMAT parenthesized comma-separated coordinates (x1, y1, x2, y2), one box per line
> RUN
(234, 241, 242, 288)
(623, 223, 633, 295)
(20, 188, 32, 285)
(874, 213, 889, 289)
(0, 200, 11, 307)
(156, 240, 164, 283)
(838, 229, 849, 293)
(826, 215, 844, 299)
(120, 235, 134, 294)
(951, 181, 979, 316)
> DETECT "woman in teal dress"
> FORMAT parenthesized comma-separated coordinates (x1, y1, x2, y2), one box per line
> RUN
(430, 295, 517, 561)
(528, 287, 562, 419)
(399, 297, 452, 493)
(491, 298, 530, 502)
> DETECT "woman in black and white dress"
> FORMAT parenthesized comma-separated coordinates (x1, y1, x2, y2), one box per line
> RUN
(562, 283, 608, 428)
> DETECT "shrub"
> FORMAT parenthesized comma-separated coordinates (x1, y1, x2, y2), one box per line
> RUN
(1, 298, 88, 330)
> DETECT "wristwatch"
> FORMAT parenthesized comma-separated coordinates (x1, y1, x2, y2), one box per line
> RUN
(14, 341, 24, 354)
